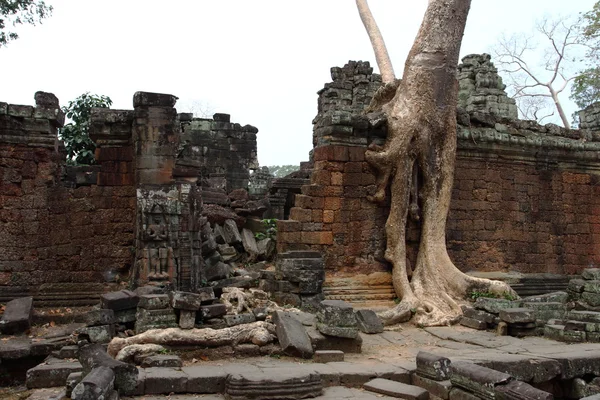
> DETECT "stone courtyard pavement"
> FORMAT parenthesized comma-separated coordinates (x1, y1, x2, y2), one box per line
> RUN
(82, 325, 600, 399)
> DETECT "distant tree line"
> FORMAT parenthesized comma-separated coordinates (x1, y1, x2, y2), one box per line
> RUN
(266, 165, 300, 178)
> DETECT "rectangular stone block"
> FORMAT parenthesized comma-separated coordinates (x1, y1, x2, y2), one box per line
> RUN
(84, 309, 116, 327)
(450, 361, 512, 399)
(314, 350, 344, 363)
(272, 310, 313, 359)
(183, 365, 228, 393)
(364, 378, 429, 400)
(412, 373, 452, 400)
(200, 303, 227, 319)
(77, 325, 115, 344)
(170, 291, 204, 310)
(416, 352, 452, 381)
(100, 290, 139, 311)
(138, 294, 170, 310)
(500, 308, 535, 324)
(0, 296, 33, 334)
(26, 360, 83, 389)
(144, 367, 187, 394)
(179, 310, 196, 329)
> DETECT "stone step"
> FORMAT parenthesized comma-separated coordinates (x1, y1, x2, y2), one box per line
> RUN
(225, 370, 323, 400)
(364, 378, 429, 400)
(26, 358, 83, 389)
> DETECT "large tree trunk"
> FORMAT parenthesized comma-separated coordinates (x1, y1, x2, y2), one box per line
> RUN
(363, 0, 517, 326)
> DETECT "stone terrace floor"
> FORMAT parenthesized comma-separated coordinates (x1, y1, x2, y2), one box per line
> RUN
(14, 325, 600, 399)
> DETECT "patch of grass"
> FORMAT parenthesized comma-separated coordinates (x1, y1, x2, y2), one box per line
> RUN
(469, 290, 518, 301)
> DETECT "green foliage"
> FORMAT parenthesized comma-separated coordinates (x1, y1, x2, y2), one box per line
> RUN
(267, 165, 300, 178)
(469, 290, 518, 301)
(60, 92, 112, 165)
(255, 218, 277, 241)
(571, 2, 600, 109)
(571, 67, 600, 109)
(0, 0, 52, 47)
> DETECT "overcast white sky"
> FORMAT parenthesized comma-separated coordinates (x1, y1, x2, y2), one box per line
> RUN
(1, 1, 596, 166)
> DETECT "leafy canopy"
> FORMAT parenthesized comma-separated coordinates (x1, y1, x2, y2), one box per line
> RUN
(571, 2, 600, 109)
(0, 0, 52, 47)
(60, 93, 112, 165)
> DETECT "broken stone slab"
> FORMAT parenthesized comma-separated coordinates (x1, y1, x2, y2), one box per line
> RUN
(136, 308, 177, 325)
(79, 343, 138, 395)
(474, 355, 561, 383)
(224, 313, 256, 327)
(314, 350, 344, 363)
(101, 290, 139, 311)
(257, 238, 276, 260)
(522, 291, 568, 303)
(225, 370, 323, 400)
(544, 324, 565, 341)
(183, 365, 228, 393)
(26, 358, 83, 388)
(213, 224, 227, 244)
(585, 280, 600, 294)
(59, 345, 79, 359)
(205, 260, 231, 282)
(450, 361, 512, 400)
(76, 325, 116, 344)
(522, 302, 566, 322)
(499, 308, 535, 324)
(412, 373, 452, 400)
(66, 372, 83, 397)
(569, 279, 586, 294)
(170, 290, 214, 310)
(416, 352, 452, 381)
(364, 378, 429, 400)
(306, 326, 362, 354)
(200, 303, 227, 319)
(144, 366, 187, 394)
(449, 387, 480, 400)
(568, 310, 600, 323)
(271, 310, 314, 359)
(563, 329, 587, 343)
(355, 309, 384, 334)
(71, 366, 115, 400)
(0, 296, 33, 334)
(138, 294, 170, 310)
(316, 300, 358, 338)
(84, 309, 116, 327)
(474, 298, 521, 314)
(114, 308, 137, 324)
(141, 355, 182, 368)
(0, 337, 32, 359)
(179, 310, 196, 329)
(241, 228, 260, 259)
(223, 219, 243, 244)
(460, 316, 487, 330)
(583, 269, 600, 280)
(463, 308, 495, 324)
(582, 292, 600, 307)
(494, 380, 553, 400)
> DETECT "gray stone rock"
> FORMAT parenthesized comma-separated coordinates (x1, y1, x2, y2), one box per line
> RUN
(271, 292, 302, 308)
(317, 324, 359, 339)
(114, 308, 137, 324)
(583, 269, 600, 280)
(59, 345, 79, 359)
(84, 309, 116, 327)
(71, 366, 114, 400)
(134, 285, 165, 296)
(144, 367, 187, 394)
(355, 310, 383, 333)
(138, 294, 170, 310)
(223, 219, 242, 244)
(183, 365, 228, 393)
(66, 372, 83, 397)
(568, 310, 600, 323)
(495, 380, 553, 400)
(141, 355, 183, 368)
(200, 303, 227, 319)
(78, 343, 138, 395)
(225, 369, 323, 400)
(412, 374, 452, 400)
(314, 350, 344, 363)
(416, 352, 452, 381)
(583, 292, 600, 307)
(76, 325, 115, 344)
(306, 326, 362, 354)
(224, 313, 256, 327)
(0, 337, 32, 359)
(170, 290, 211, 310)
(26, 359, 83, 389)
(475, 355, 561, 383)
(499, 308, 535, 324)
(317, 300, 358, 339)
(213, 224, 227, 244)
(364, 378, 429, 400)
(205, 261, 231, 282)
(522, 291, 568, 303)
(450, 361, 512, 400)
(449, 387, 481, 400)
(0, 296, 33, 334)
(544, 324, 565, 341)
(100, 290, 139, 311)
(179, 310, 196, 329)
(257, 238, 276, 260)
(463, 307, 495, 324)
(241, 228, 259, 260)
(474, 298, 520, 314)
(460, 316, 487, 330)
(272, 310, 314, 359)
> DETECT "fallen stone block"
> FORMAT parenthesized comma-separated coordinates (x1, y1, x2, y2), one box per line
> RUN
(494, 380, 553, 400)
(306, 326, 362, 354)
(474, 355, 561, 383)
(144, 367, 187, 394)
(544, 324, 565, 341)
(183, 365, 228, 393)
(84, 309, 116, 327)
(114, 308, 137, 324)
(225, 369, 323, 400)
(460, 316, 487, 330)
(522, 302, 566, 322)
(170, 291, 206, 310)
(522, 291, 568, 303)
(416, 351, 452, 381)
(364, 378, 429, 400)
(271, 310, 313, 359)
(582, 292, 600, 307)
(0, 337, 31, 359)
(200, 303, 227, 319)
(314, 350, 344, 363)
(141, 355, 182, 368)
(355, 309, 384, 334)
(474, 298, 520, 314)
(179, 310, 196, 329)
(26, 359, 83, 389)
(463, 308, 495, 324)
(79, 343, 138, 395)
(77, 325, 116, 344)
(0, 296, 33, 334)
(583, 269, 600, 280)
(241, 228, 260, 260)
(412, 373, 452, 400)
(317, 300, 358, 339)
(223, 219, 242, 244)
(59, 345, 79, 359)
(569, 279, 586, 294)
(71, 366, 115, 400)
(568, 310, 600, 323)
(100, 290, 139, 311)
(450, 361, 512, 400)
(224, 313, 256, 327)
(563, 329, 587, 343)
(138, 294, 170, 310)
(66, 372, 82, 397)
(500, 308, 536, 324)
(449, 387, 482, 400)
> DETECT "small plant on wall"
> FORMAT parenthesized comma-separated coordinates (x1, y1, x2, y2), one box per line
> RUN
(255, 219, 277, 241)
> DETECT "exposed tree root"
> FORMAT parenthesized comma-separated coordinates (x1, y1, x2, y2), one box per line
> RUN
(107, 321, 276, 357)
(115, 344, 166, 363)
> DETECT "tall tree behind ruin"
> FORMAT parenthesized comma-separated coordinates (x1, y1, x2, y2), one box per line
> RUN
(0, 0, 53, 47)
(356, 0, 516, 326)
